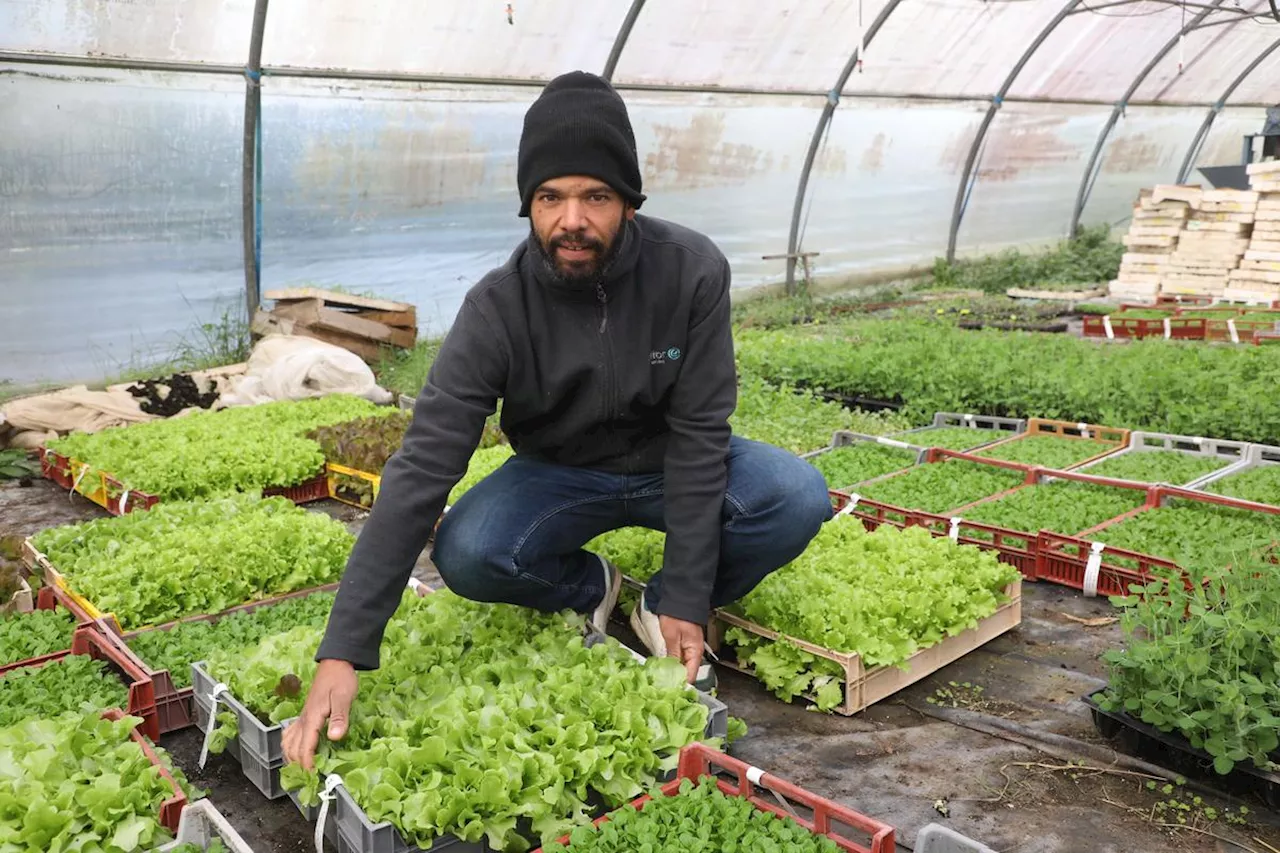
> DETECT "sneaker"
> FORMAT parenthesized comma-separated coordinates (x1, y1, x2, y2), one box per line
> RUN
(630, 587, 718, 693)
(588, 554, 622, 634)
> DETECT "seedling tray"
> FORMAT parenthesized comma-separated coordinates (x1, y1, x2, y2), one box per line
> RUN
(1035, 486, 1280, 597)
(800, 431, 928, 491)
(1082, 688, 1280, 808)
(828, 490, 919, 532)
(107, 583, 339, 735)
(101, 708, 187, 832)
(1190, 442, 1280, 508)
(155, 798, 258, 853)
(893, 411, 1025, 452)
(708, 580, 1022, 716)
(908, 466, 1159, 581)
(0, 581, 95, 675)
(0, 625, 160, 740)
(841, 448, 1038, 517)
(973, 418, 1128, 469)
(37, 446, 329, 515)
(530, 742, 896, 853)
(1071, 430, 1249, 487)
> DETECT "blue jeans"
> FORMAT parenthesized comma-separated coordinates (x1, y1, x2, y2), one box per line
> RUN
(431, 436, 833, 619)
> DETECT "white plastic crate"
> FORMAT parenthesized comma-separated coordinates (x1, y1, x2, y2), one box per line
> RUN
(155, 799, 256, 852)
(1187, 441, 1280, 505)
(913, 823, 997, 853)
(1068, 430, 1252, 488)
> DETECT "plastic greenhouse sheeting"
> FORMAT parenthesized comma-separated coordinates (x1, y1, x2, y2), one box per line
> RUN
(2, 0, 1278, 387)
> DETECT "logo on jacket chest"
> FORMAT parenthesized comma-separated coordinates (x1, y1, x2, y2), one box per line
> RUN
(650, 346, 682, 366)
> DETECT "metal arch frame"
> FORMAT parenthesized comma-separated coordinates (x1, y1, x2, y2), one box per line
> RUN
(782, 0, 907, 294)
(1068, 0, 1230, 238)
(944, 0, 1085, 263)
(602, 0, 646, 81)
(241, 0, 270, 319)
(1176, 36, 1280, 183)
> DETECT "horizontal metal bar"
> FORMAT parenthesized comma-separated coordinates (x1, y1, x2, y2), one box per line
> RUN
(1, 50, 1276, 109)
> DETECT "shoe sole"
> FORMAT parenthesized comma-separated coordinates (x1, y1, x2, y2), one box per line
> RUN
(589, 562, 623, 633)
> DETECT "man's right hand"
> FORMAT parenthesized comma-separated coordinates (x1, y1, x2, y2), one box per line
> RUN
(282, 658, 358, 771)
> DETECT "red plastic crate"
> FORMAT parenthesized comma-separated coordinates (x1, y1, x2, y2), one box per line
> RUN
(0, 624, 159, 740)
(828, 490, 919, 531)
(908, 466, 1161, 583)
(1035, 485, 1280, 597)
(106, 582, 340, 735)
(101, 709, 188, 832)
(0, 582, 97, 676)
(531, 743, 896, 853)
(1082, 314, 1207, 340)
(263, 472, 330, 504)
(38, 447, 74, 489)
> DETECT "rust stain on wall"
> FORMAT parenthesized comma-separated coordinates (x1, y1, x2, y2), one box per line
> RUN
(292, 119, 489, 210)
(860, 132, 887, 174)
(642, 113, 775, 191)
(941, 117, 1077, 182)
(1100, 134, 1162, 175)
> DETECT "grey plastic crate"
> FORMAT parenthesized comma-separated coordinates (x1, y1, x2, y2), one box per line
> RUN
(332, 785, 488, 853)
(1067, 430, 1252, 488)
(191, 660, 286, 765)
(895, 412, 1026, 450)
(239, 745, 288, 800)
(1187, 441, 1280, 502)
(799, 430, 929, 462)
(913, 823, 997, 853)
(155, 799, 258, 852)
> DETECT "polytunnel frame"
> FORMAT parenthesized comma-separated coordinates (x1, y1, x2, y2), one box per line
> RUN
(1068, 0, 1232, 238)
(2, 1, 1278, 309)
(1175, 35, 1280, 183)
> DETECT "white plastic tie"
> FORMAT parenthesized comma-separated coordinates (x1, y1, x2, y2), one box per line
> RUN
(746, 765, 766, 785)
(963, 413, 975, 422)
(315, 774, 345, 853)
(949, 517, 962, 542)
(837, 494, 860, 516)
(118, 490, 130, 515)
(407, 577, 424, 593)
(1077, 422, 1090, 440)
(1163, 317, 1172, 339)
(1083, 541, 1106, 598)
(1102, 315, 1115, 339)
(875, 437, 911, 449)
(1228, 319, 1240, 344)
(70, 463, 91, 501)
(198, 683, 230, 768)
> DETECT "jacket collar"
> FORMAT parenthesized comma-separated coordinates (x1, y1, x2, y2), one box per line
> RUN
(524, 216, 642, 301)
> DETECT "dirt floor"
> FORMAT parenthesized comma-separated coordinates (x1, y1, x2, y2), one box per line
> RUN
(4, 478, 1280, 853)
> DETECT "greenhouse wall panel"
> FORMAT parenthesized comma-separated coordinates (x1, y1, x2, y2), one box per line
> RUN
(1, 65, 244, 386)
(0, 0, 253, 65)
(261, 0, 624, 80)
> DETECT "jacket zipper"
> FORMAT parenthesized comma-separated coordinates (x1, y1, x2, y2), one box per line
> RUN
(597, 283, 616, 423)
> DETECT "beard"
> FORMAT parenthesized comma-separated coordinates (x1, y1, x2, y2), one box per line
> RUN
(531, 219, 624, 287)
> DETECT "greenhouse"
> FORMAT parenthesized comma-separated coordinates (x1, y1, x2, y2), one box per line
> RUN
(3, 1, 1280, 852)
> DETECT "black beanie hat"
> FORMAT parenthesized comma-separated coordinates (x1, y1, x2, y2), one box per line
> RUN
(517, 71, 646, 217)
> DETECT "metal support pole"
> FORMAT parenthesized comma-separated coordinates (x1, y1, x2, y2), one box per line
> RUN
(945, 0, 1084, 263)
(1176, 37, 1280, 183)
(602, 0, 646, 81)
(782, 0, 906, 294)
(1068, 0, 1228, 237)
(242, 0, 269, 321)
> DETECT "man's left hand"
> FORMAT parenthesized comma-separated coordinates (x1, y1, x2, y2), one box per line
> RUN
(658, 614, 704, 684)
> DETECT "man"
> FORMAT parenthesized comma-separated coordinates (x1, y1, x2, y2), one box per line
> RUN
(282, 71, 833, 770)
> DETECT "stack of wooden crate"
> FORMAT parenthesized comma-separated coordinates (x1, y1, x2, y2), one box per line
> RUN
(1107, 187, 1192, 301)
(1230, 162, 1280, 304)
(252, 288, 417, 364)
(1163, 189, 1255, 300)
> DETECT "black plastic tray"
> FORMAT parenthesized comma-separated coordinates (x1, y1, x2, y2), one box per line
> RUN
(1083, 688, 1280, 808)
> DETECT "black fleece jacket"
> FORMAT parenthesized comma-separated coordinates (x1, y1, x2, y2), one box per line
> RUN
(316, 214, 737, 669)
